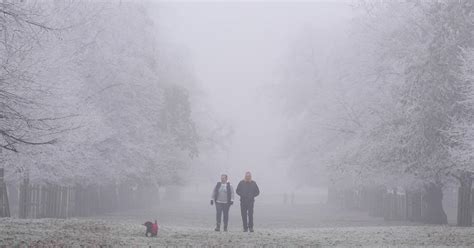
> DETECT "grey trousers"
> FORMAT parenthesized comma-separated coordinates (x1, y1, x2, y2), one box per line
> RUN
(216, 202, 230, 227)
(240, 200, 254, 229)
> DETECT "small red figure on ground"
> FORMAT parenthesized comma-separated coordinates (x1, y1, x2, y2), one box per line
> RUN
(144, 220, 159, 237)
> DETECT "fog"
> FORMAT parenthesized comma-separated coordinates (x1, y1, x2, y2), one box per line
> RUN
(154, 1, 353, 190)
(1, 1, 473, 246)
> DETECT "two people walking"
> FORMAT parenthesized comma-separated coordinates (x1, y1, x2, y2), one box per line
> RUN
(211, 171, 260, 232)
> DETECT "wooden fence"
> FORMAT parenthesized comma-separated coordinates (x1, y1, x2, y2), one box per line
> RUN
(18, 181, 76, 218)
(328, 187, 430, 222)
(13, 180, 157, 219)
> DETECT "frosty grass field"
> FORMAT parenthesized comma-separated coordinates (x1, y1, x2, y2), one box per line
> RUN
(1, 202, 474, 247)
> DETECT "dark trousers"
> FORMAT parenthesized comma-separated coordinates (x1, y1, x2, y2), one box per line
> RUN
(216, 202, 230, 227)
(240, 200, 254, 229)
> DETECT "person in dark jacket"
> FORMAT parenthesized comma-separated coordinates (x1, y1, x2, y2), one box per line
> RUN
(210, 174, 234, 232)
(236, 171, 260, 232)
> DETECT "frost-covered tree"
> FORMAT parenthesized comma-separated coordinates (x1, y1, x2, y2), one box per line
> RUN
(2, 1, 205, 191)
(0, 1, 69, 152)
(279, 0, 472, 224)
(449, 48, 474, 226)
(56, 2, 200, 187)
(333, 0, 472, 224)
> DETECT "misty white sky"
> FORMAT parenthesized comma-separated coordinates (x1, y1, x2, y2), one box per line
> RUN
(153, 2, 353, 188)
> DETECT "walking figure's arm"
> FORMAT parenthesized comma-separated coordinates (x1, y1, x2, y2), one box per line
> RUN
(236, 181, 242, 197)
(254, 182, 260, 197)
(211, 186, 216, 205)
(230, 184, 235, 202)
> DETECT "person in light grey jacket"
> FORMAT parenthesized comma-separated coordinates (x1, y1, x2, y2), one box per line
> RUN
(210, 174, 235, 232)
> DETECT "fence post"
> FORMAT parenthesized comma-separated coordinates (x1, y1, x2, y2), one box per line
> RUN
(0, 168, 10, 217)
(18, 177, 30, 218)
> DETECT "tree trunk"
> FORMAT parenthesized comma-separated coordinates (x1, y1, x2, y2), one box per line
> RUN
(0, 168, 10, 217)
(361, 187, 369, 211)
(422, 183, 448, 224)
(374, 187, 385, 217)
(457, 172, 472, 226)
(410, 190, 423, 222)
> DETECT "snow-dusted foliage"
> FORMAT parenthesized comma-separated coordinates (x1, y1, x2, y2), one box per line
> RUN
(279, 1, 473, 190)
(449, 48, 474, 175)
(0, 1, 219, 187)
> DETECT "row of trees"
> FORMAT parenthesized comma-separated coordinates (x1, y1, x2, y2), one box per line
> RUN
(279, 1, 473, 225)
(0, 0, 228, 215)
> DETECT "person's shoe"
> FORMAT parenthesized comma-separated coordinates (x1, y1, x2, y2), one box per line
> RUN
(249, 228, 254, 232)
(243, 228, 248, 232)
(215, 226, 220, 232)
(223, 227, 228, 232)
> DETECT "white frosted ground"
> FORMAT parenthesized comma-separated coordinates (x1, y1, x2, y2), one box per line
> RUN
(1, 202, 471, 247)
(1, 218, 474, 247)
